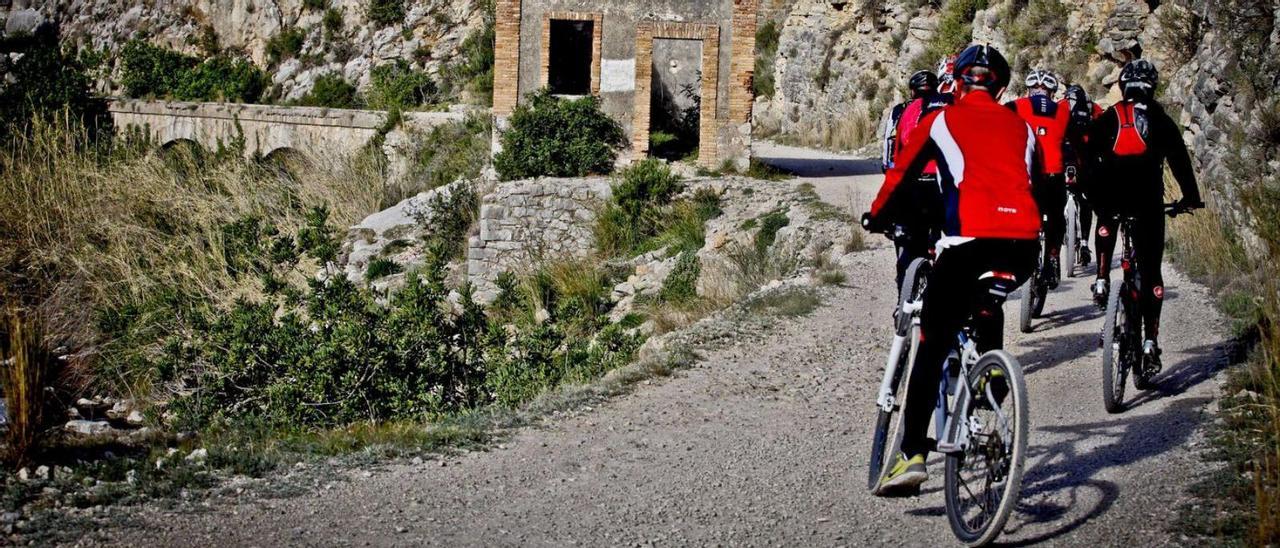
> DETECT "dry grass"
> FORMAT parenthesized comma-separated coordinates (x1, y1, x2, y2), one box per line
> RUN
(777, 105, 880, 152)
(2, 310, 58, 469)
(0, 117, 385, 394)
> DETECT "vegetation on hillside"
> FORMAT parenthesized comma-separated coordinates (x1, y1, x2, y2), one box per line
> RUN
(494, 90, 627, 180)
(121, 40, 268, 103)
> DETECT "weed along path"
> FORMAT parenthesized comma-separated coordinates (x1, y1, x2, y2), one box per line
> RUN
(97, 148, 1230, 546)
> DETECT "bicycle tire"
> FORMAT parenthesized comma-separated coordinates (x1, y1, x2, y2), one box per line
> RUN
(1019, 278, 1035, 333)
(869, 259, 928, 490)
(1101, 280, 1128, 413)
(944, 350, 1029, 546)
(1064, 199, 1078, 278)
(867, 344, 913, 491)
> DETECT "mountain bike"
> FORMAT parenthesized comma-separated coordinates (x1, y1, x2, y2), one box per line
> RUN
(868, 256, 1030, 546)
(1100, 203, 1194, 413)
(1019, 231, 1049, 333)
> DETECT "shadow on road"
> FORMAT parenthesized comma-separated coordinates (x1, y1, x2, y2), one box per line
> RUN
(754, 154, 882, 178)
(1004, 340, 1227, 544)
(903, 338, 1226, 544)
(1017, 332, 1100, 375)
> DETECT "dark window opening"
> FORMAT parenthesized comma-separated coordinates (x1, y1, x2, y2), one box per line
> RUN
(548, 19, 594, 95)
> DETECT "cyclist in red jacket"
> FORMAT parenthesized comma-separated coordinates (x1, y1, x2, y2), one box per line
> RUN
(1061, 84, 1105, 269)
(1008, 70, 1071, 289)
(863, 45, 1042, 495)
(880, 71, 954, 290)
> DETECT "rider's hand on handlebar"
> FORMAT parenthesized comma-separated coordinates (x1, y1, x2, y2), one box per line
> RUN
(862, 212, 892, 234)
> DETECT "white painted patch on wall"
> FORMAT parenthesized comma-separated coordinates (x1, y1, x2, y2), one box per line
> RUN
(600, 59, 636, 93)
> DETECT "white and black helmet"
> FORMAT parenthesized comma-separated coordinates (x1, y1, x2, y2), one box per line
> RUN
(1119, 59, 1159, 100)
(1024, 69, 1060, 93)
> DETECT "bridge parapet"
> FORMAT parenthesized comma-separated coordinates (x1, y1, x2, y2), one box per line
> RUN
(107, 99, 476, 162)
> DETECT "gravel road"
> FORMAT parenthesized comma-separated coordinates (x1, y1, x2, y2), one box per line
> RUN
(93, 145, 1231, 546)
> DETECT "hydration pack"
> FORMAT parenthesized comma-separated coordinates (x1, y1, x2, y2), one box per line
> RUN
(1113, 102, 1149, 157)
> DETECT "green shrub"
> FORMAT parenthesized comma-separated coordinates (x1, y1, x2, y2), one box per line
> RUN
(366, 61, 438, 110)
(295, 73, 361, 108)
(613, 158, 684, 219)
(914, 0, 989, 70)
(493, 90, 626, 180)
(659, 252, 701, 305)
(323, 8, 344, 38)
(406, 114, 492, 194)
(266, 26, 307, 64)
(175, 56, 269, 103)
(754, 20, 781, 99)
(442, 1, 495, 103)
(754, 210, 790, 253)
(367, 0, 405, 27)
(409, 183, 479, 260)
(121, 40, 199, 98)
(304, 0, 328, 9)
(0, 27, 102, 143)
(365, 257, 402, 280)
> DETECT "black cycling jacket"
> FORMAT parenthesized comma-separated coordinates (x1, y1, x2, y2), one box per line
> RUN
(1084, 99, 1201, 214)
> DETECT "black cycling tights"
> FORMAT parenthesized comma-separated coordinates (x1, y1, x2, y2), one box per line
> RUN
(1095, 212, 1166, 342)
(1069, 185, 1092, 248)
(1037, 174, 1068, 253)
(899, 239, 1040, 459)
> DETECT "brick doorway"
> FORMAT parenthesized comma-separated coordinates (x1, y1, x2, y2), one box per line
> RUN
(633, 22, 719, 167)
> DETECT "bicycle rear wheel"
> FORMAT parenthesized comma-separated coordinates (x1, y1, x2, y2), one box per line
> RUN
(944, 350, 1029, 546)
(1101, 280, 1129, 413)
(868, 259, 928, 490)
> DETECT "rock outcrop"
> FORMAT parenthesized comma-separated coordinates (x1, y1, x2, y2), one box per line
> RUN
(2, 0, 487, 101)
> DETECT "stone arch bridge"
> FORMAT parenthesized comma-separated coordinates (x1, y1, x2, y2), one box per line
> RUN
(108, 99, 473, 162)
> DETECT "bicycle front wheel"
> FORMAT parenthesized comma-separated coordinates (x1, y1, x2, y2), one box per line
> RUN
(944, 350, 1029, 547)
(868, 260, 928, 490)
(1019, 278, 1036, 333)
(1064, 199, 1078, 278)
(1101, 280, 1128, 413)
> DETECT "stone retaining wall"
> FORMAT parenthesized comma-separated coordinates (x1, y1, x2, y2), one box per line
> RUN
(467, 178, 613, 300)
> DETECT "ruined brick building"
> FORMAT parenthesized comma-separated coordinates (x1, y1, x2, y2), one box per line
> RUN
(492, 0, 757, 170)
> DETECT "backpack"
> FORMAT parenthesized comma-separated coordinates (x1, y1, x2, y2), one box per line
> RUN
(1113, 102, 1149, 156)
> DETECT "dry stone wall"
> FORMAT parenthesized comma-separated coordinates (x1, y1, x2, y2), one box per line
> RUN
(467, 178, 613, 300)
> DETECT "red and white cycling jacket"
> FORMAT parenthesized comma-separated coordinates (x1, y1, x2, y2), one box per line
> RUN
(870, 91, 1043, 241)
(1009, 95, 1071, 174)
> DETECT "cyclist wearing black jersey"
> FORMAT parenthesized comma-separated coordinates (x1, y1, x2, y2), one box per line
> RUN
(1086, 59, 1204, 368)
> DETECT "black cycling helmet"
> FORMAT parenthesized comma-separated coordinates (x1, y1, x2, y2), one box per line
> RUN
(908, 70, 939, 95)
(1119, 59, 1159, 101)
(1064, 84, 1087, 104)
(953, 44, 1011, 96)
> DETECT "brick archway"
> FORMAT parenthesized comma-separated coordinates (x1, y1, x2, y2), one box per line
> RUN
(632, 22, 720, 168)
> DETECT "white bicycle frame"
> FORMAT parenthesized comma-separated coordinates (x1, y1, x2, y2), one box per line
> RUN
(876, 287, 1016, 456)
(876, 298, 923, 413)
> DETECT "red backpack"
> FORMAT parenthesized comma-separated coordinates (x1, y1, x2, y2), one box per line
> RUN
(1113, 102, 1149, 156)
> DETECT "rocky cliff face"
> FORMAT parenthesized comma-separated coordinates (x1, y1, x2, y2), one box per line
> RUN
(1157, 0, 1279, 258)
(2, 0, 485, 101)
(755, 0, 1162, 151)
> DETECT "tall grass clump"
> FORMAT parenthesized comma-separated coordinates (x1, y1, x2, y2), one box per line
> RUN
(1, 311, 61, 469)
(0, 117, 383, 396)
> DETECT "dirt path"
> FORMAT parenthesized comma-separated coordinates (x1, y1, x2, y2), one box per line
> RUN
(94, 146, 1230, 546)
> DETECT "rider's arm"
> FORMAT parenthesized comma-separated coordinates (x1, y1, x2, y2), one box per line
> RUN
(870, 111, 941, 220)
(880, 104, 903, 172)
(1155, 109, 1202, 205)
